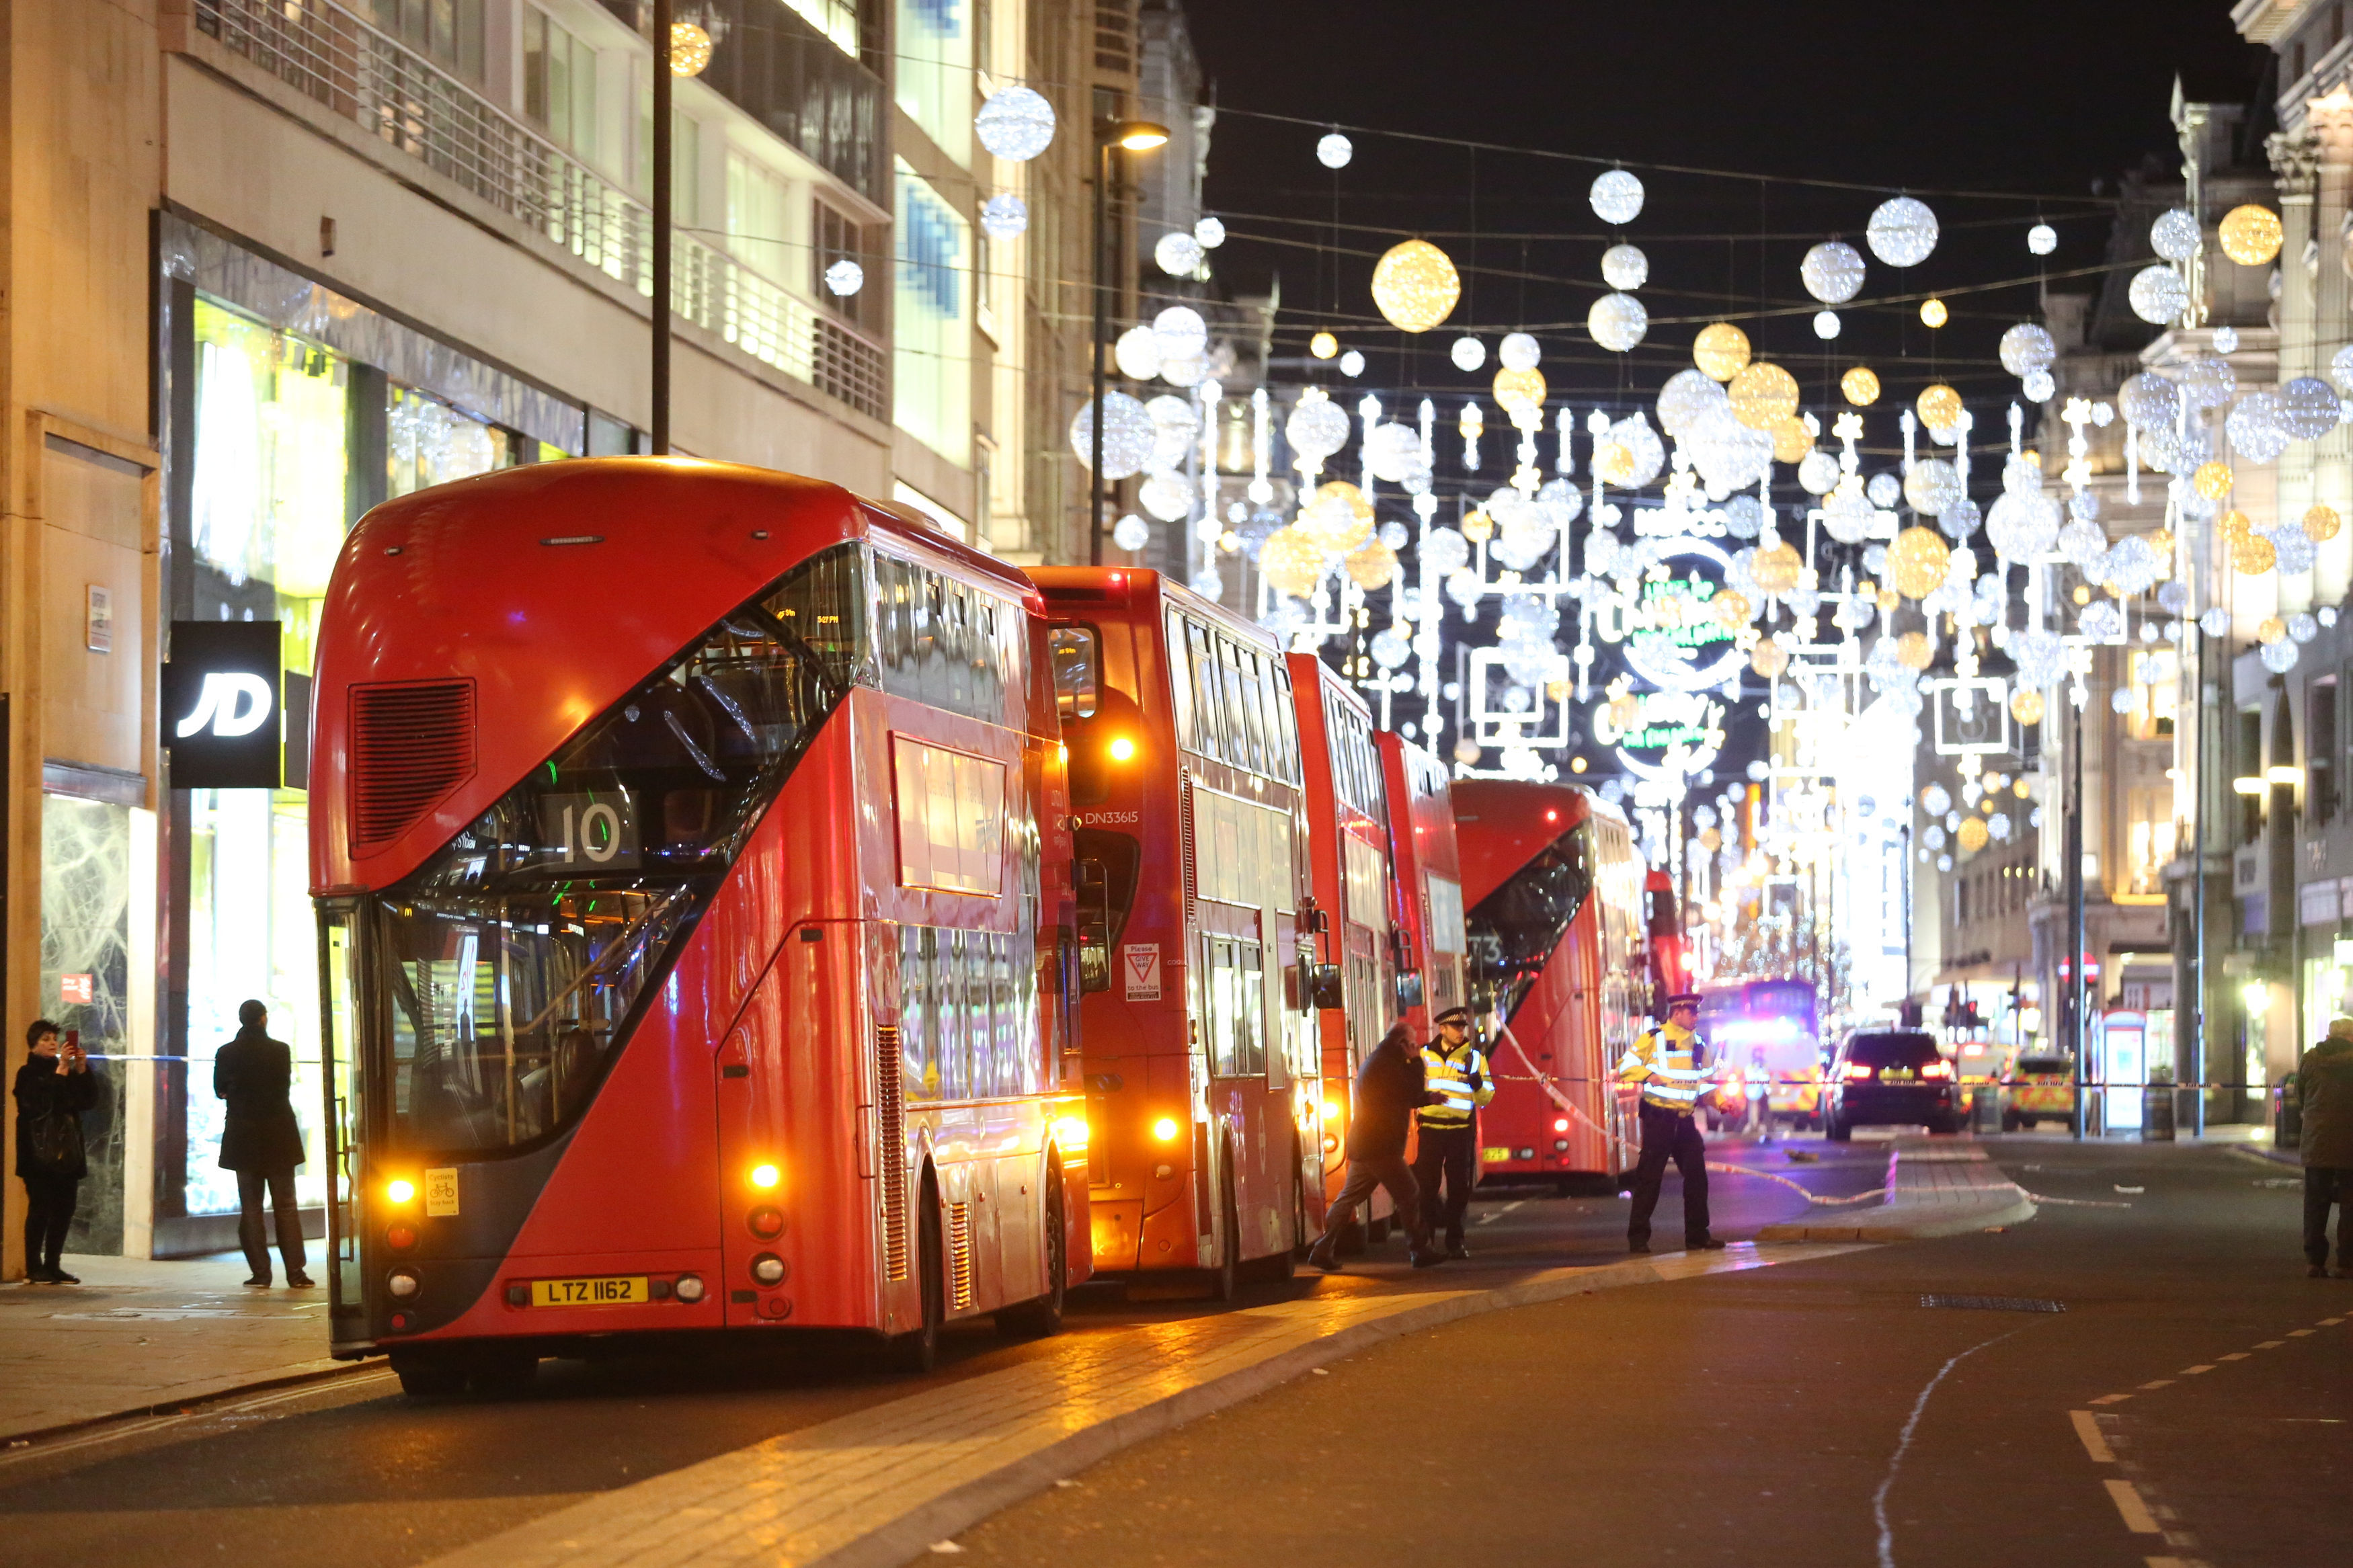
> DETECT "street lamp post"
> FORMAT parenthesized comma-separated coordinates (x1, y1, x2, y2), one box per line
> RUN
(652, 0, 673, 456)
(1088, 120, 1170, 565)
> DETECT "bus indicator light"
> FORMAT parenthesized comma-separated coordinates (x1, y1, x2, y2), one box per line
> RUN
(1052, 1114, 1090, 1151)
(1321, 1100, 1341, 1120)
(385, 1178, 416, 1205)
(750, 1163, 781, 1189)
(1152, 1116, 1181, 1142)
(1108, 737, 1137, 761)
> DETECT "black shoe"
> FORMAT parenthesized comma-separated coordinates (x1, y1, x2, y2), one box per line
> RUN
(1688, 1237, 1727, 1251)
(1629, 1239, 1652, 1255)
(1408, 1247, 1444, 1269)
(1445, 1241, 1470, 1260)
(48, 1268, 80, 1284)
(1307, 1245, 1341, 1274)
(286, 1273, 316, 1289)
(2312, 1264, 2331, 1279)
(243, 1275, 272, 1288)
(24, 1266, 60, 1284)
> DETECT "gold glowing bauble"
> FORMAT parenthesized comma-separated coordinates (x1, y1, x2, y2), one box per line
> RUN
(1700, 827, 1722, 852)
(1314, 479, 1373, 520)
(1886, 526, 1952, 600)
(1607, 694, 1642, 734)
(1546, 678, 1570, 702)
(1841, 366, 1881, 406)
(2220, 508, 2252, 543)
(669, 20, 714, 76)
(1771, 417, 1813, 464)
(2010, 689, 2046, 726)
(1693, 322, 1752, 382)
(2151, 528, 2175, 559)
(1897, 631, 1934, 670)
(2258, 616, 2287, 645)
(2192, 460, 2235, 501)
(2219, 204, 2284, 266)
(1460, 508, 1495, 543)
(1712, 589, 1753, 629)
(2307, 504, 2344, 542)
(2235, 534, 2278, 575)
(1492, 366, 1547, 412)
(1344, 538, 1399, 590)
(1956, 817, 1989, 855)
(1919, 298, 1949, 328)
(1751, 542, 1803, 595)
(1300, 481, 1375, 554)
(1593, 440, 1638, 486)
(1751, 640, 1791, 678)
(1915, 382, 1964, 430)
(1310, 331, 1339, 360)
(1877, 587, 1901, 612)
(1258, 526, 1326, 597)
(1369, 239, 1462, 333)
(1728, 362, 1800, 430)
(2071, 585, 2091, 605)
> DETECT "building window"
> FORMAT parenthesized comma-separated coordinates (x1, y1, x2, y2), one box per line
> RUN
(893, 163, 970, 464)
(2127, 648, 2178, 739)
(725, 149, 793, 281)
(2313, 677, 2340, 821)
(2124, 787, 2174, 897)
(815, 198, 885, 333)
(1094, 0, 1132, 73)
(2240, 706, 2264, 845)
(523, 5, 598, 157)
(896, 0, 973, 165)
(356, 0, 486, 82)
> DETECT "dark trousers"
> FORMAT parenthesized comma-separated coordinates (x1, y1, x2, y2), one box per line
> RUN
(1627, 1102, 1711, 1247)
(1413, 1124, 1477, 1245)
(237, 1167, 306, 1280)
(1312, 1153, 1427, 1253)
(21, 1172, 78, 1271)
(2307, 1166, 2350, 1268)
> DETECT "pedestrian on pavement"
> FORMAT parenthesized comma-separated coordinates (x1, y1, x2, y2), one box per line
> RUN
(13, 1020, 99, 1284)
(1617, 993, 1725, 1255)
(1310, 1022, 1442, 1272)
(2297, 1016, 2353, 1279)
(215, 999, 313, 1289)
(1414, 1006, 1494, 1259)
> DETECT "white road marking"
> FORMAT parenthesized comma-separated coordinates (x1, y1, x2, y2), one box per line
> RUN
(2089, 1393, 2132, 1405)
(1873, 1329, 2021, 1568)
(2181, 1365, 2215, 1375)
(2218, 1352, 2250, 1362)
(0, 1368, 395, 1468)
(2137, 1380, 2175, 1391)
(2070, 1410, 2114, 1463)
(2105, 1478, 2161, 1534)
(1472, 1200, 1525, 1227)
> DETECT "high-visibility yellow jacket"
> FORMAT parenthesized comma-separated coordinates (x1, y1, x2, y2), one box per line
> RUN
(1616, 1022, 1713, 1114)
(1417, 1039, 1494, 1129)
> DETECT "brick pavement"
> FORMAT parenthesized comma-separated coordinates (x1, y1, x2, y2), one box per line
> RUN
(419, 1243, 1864, 1568)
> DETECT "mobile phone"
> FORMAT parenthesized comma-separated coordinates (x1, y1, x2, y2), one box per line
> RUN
(65, 1030, 80, 1053)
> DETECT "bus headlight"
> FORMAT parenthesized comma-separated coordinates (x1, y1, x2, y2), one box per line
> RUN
(385, 1268, 421, 1300)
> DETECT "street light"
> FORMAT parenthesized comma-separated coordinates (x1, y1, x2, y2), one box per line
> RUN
(1089, 118, 1170, 565)
(650, 1, 721, 456)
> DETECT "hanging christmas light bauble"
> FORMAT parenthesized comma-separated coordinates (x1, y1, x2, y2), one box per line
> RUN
(1339, 350, 1365, 378)
(1070, 392, 1156, 478)
(1919, 298, 1948, 328)
(1364, 422, 1424, 483)
(1309, 331, 1339, 360)
(1260, 526, 1327, 596)
(1449, 335, 1485, 372)
(1111, 513, 1152, 552)
(2273, 526, 2317, 575)
(1800, 241, 1867, 304)
(1302, 479, 1373, 546)
(980, 193, 1029, 241)
(1896, 630, 1934, 669)
(2258, 615, 2287, 645)
(1887, 526, 1952, 598)
(1841, 366, 1881, 406)
(2180, 353, 2237, 409)
(2235, 533, 2278, 574)
(1657, 368, 1730, 437)
(2262, 638, 2303, 673)
(1344, 538, 1399, 589)
(1771, 416, 1812, 464)
(1589, 169, 1645, 224)
(2010, 688, 2045, 725)
(1156, 231, 1205, 277)
(1867, 196, 1940, 266)
(1956, 817, 1989, 854)
(1915, 383, 1963, 431)
(1369, 239, 1460, 332)
(1593, 441, 1636, 485)
(1998, 323, 2058, 378)
(1986, 491, 2060, 561)
(2118, 372, 2179, 429)
(1694, 323, 1751, 381)
(1285, 396, 1351, 463)
(1751, 540, 1802, 594)
(2149, 208, 2200, 263)
(2102, 534, 2163, 595)
(1814, 311, 1843, 339)
(1316, 132, 1353, 169)
(2010, 626, 2065, 688)
(2333, 343, 2353, 392)
(1492, 366, 1546, 414)
(1942, 495, 1983, 541)
(1903, 459, 1964, 518)
(975, 85, 1058, 161)
(1140, 472, 1194, 522)
(1798, 448, 1842, 494)
(1601, 245, 1649, 290)
(1728, 362, 1800, 429)
(1752, 640, 1790, 678)
(1195, 215, 1226, 249)
(1423, 526, 1470, 575)
(2280, 376, 2342, 442)
(2307, 503, 2344, 542)
(2218, 204, 2284, 265)
(2127, 264, 2190, 326)
(1588, 292, 1648, 352)
(2227, 390, 2290, 463)
(1153, 304, 1207, 358)
(1712, 589, 1753, 628)
(2220, 509, 2251, 543)
(1605, 415, 1666, 487)
(824, 258, 864, 296)
(2192, 460, 2234, 499)
(669, 20, 715, 76)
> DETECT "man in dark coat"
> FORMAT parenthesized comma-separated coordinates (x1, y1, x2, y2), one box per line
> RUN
(1308, 1022, 1441, 1272)
(2299, 1018, 2353, 1278)
(216, 999, 312, 1288)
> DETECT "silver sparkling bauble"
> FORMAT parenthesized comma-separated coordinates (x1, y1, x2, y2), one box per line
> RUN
(980, 193, 1029, 241)
(1450, 335, 1485, 372)
(1111, 513, 1151, 552)
(1588, 292, 1648, 352)
(975, 86, 1057, 161)
(1998, 323, 2058, 378)
(1316, 132, 1353, 169)
(1601, 244, 1649, 290)
(1284, 398, 1351, 462)
(2028, 222, 2058, 255)
(2149, 208, 2200, 262)
(1814, 311, 1843, 339)
(823, 258, 864, 296)
(1071, 393, 1156, 479)
(1800, 240, 1867, 303)
(2128, 263, 2190, 325)
(2280, 376, 2341, 441)
(1866, 196, 1939, 266)
(1154, 231, 1205, 277)
(1499, 331, 1542, 371)
(1589, 169, 1645, 224)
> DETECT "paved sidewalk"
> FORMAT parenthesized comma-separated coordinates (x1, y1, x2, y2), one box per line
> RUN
(0, 1253, 350, 1443)
(1755, 1139, 2038, 1242)
(419, 1241, 1865, 1568)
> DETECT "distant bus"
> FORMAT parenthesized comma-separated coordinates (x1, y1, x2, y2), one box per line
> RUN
(1029, 567, 1324, 1296)
(1697, 979, 1825, 1125)
(1452, 782, 1646, 1190)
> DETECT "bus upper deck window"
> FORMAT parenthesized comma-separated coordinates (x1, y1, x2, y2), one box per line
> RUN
(1050, 627, 1099, 719)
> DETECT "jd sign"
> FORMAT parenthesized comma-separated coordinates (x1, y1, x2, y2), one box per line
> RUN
(163, 621, 283, 789)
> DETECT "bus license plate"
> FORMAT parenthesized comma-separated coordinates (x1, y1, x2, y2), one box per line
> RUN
(1481, 1147, 1512, 1163)
(529, 1275, 648, 1307)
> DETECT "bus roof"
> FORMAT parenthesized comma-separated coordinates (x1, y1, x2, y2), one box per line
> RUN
(1448, 779, 1624, 909)
(1028, 566, 1279, 651)
(309, 457, 1018, 893)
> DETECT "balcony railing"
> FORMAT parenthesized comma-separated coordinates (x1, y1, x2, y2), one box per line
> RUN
(192, 0, 889, 424)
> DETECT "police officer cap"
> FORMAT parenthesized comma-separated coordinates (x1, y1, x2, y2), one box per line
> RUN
(1664, 993, 1701, 1009)
(1434, 1006, 1473, 1026)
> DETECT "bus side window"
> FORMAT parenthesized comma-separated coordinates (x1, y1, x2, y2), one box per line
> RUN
(873, 557, 906, 692)
(937, 928, 967, 1099)
(1237, 647, 1269, 774)
(1165, 607, 1193, 750)
(946, 585, 974, 715)
(1252, 655, 1283, 782)
(1271, 663, 1300, 782)
(991, 932, 1015, 1096)
(915, 571, 944, 706)
(1242, 942, 1266, 1076)
(1207, 936, 1236, 1077)
(1049, 626, 1099, 719)
(1188, 622, 1225, 761)
(969, 931, 995, 1098)
(904, 925, 935, 1102)
(1219, 638, 1257, 772)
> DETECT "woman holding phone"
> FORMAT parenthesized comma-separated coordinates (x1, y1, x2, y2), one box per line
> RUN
(14, 1019, 99, 1284)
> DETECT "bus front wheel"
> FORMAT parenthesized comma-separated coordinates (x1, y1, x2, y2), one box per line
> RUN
(887, 1174, 945, 1373)
(997, 1172, 1066, 1339)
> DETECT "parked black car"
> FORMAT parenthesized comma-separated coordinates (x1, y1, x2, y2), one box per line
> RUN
(1823, 1030, 1962, 1139)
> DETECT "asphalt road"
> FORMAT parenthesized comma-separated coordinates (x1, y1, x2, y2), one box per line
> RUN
(944, 1137, 2351, 1568)
(0, 1133, 1876, 1567)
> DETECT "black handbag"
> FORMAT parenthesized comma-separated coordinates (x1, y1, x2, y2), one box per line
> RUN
(24, 1108, 81, 1174)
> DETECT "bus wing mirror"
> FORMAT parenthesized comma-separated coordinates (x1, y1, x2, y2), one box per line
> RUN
(1074, 859, 1111, 993)
(1310, 962, 1344, 1012)
(1395, 971, 1425, 1012)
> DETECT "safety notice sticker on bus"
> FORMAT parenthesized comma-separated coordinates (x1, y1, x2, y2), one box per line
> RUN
(1123, 944, 1160, 1001)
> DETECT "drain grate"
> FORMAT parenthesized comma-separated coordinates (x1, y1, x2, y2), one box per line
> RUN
(1921, 1294, 2067, 1313)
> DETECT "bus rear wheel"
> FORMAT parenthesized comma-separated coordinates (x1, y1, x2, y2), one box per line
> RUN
(1205, 1165, 1240, 1302)
(390, 1349, 467, 1397)
(997, 1173, 1066, 1339)
(887, 1174, 945, 1374)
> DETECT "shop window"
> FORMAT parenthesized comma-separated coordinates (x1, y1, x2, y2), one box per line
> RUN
(387, 385, 522, 498)
(725, 149, 792, 281)
(892, 163, 970, 464)
(354, 0, 486, 83)
(2124, 786, 2174, 897)
(2239, 706, 2264, 845)
(896, 0, 973, 166)
(523, 5, 598, 158)
(814, 198, 885, 333)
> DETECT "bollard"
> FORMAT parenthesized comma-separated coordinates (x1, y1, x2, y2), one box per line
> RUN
(2141, 1077, 2176, 1142)
(1971, 1084, 2001, 1132)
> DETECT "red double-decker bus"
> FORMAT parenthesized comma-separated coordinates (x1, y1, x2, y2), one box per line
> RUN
(1451, 781, 1647, 1192)
(309, 460, 1089, 1393)
(1029, 568, 1322, 1295)
(1289, 653, 1399, 1219)
(1376, 731, 1468, 1039)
